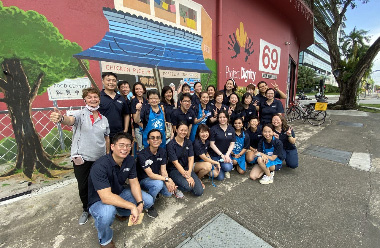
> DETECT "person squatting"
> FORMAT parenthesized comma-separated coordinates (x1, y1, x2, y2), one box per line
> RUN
(50, 73, 297, 248)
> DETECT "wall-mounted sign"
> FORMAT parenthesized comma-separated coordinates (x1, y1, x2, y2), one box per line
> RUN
(47, 77, 91, 100)
(101, 61, 154, 76)
(262, 73, 278, 80)
(259, 39, 281, 75)
(159, 70, 200, 79)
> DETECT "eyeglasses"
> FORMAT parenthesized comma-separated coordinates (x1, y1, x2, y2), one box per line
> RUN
(182, 100, 191, 103)
(116, 143, 132, 149)
(148, 97, 160, 101)
(149, 136, 162, 140)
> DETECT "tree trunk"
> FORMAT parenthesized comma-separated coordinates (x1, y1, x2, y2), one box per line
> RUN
(0, 59, 68, 178)
(337, 80, 358, 109)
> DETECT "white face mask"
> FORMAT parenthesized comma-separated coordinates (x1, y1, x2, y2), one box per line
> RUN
(86, 104, 99, 111)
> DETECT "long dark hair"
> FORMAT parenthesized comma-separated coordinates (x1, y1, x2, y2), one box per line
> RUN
(224, 78, 237, 92)
(229, 92, 244, 113)
(195, 124, 210, 140)
(161, 86, 174, 105)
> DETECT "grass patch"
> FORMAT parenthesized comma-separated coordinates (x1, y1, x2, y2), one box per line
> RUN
(59, 162, 68, 166)
(2, 183, 10, 187)
(358, 106, 380, 113)
(359, 104, 380, 108)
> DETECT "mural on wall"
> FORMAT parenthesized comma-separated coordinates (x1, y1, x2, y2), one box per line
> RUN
(228, 22, 254, 62)
(0, 2, 87, 178)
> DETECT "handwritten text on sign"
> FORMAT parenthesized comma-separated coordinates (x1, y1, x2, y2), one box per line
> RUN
(259, 39, 281, 75)
(47, 77, 91, 101)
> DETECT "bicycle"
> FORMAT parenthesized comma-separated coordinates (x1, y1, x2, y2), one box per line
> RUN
(286, 100, 327, 126)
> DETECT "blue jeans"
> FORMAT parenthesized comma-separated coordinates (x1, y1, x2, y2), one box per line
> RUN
(282, 148, 299, 169)
(169, 170, 204, 196)
(89, 187, 153, 246)
(211, 156, 233, 181)
(140, 177, 172, 201)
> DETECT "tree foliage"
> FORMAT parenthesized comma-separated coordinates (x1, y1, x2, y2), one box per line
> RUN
(313, 0, 380, 108)
(297, 66, 317, 91)
(0, 1, 86, 93)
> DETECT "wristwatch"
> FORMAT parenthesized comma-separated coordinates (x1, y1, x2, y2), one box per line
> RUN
(165, 177, 169, 182)
(136, 200, 144, 207)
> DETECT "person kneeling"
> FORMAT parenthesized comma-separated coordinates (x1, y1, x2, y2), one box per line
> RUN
(137, 129, 177, 218)
(88, 133, 154, 248)
(249, 124, 283, 185)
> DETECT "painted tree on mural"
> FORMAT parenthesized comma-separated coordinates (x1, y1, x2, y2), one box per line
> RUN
(0, 2, 86, 178)
(314, 0, 380, 109)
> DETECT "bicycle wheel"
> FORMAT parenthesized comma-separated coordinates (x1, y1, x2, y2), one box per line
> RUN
(307, 110, 326, 126)
(286, 106, 299, 122)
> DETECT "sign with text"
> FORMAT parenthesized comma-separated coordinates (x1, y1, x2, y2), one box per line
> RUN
(47, 77, 91, 100)
(259, 39, 281, 75)
(101, 61, 154, 76)
(159, 70, 201, 79)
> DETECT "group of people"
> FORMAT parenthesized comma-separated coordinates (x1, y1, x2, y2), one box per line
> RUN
(49, 73, 298, 248)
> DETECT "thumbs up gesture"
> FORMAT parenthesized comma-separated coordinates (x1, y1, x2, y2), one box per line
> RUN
(50, 107, 62, 124)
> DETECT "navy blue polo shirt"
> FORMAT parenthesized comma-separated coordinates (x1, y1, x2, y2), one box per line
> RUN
(275, 129, 296, 150)
(193, 139, 210, 162)
(258, 137, 283, 159)
(139, 105, 164, 129)
(229, 107, 244, 124)
(99, 90, 130, 137)
(259, 99, 284, 124)
(191, 94, 201, 108)
(160, 102, 174, 123)
(193, 103, 213, 118)
(256, 91, 281, 104)
(131, 97, 148, 129)
(209, 124, 236, 157)
(170, 108, 195, 127)
(88, 154, 137, 207)
(246, 125, 262, 149)
(243, 105, 258, 126)
(166, 138, 194, 171)
(220, 90, 232, 106)
(136, 147, 167, 180)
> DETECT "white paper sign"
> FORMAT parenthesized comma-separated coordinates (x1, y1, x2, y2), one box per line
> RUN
(259, 39, 281, 75)
(47, 77, 91, 100)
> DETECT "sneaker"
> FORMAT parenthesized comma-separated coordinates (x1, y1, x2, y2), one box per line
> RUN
(174, 189, 184, 199)
(270, 171, 275, 177)
(146, 206, 158, 218)
(79, 211, 89, 225)
(225, 172, 231, 179)
(259, 175, 273, 185)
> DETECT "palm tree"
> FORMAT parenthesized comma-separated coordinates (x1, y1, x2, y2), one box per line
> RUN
(341, 27, 371, 60)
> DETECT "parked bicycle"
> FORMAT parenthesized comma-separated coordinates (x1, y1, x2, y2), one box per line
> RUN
(286, 100, 327, 126)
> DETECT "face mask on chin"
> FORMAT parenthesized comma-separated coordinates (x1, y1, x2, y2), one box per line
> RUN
(86, 104, 99, 111)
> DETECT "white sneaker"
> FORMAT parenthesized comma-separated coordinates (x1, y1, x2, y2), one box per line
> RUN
(259, 175, 273, 185)
(225, 172, 231, 179)
(270, 171, 275, 177)
(174, 189, 185, 199)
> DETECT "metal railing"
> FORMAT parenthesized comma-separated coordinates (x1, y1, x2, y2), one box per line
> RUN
(0, 107, 83, 165)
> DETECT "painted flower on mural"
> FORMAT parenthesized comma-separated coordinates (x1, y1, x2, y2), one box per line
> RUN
(228, 22, 254, 62)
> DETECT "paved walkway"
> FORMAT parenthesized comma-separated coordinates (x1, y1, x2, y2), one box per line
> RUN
(1, 110, 380, 248)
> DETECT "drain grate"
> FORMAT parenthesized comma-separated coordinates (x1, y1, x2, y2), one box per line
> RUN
(177, 213, 272, 248)
(337, 121, 363, 127)
(302, 145, 352, 164)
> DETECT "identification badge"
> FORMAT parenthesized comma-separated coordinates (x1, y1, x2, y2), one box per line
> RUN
(267, 152, 273, 156)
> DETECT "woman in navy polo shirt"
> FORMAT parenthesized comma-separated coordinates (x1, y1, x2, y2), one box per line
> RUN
(131, 82, 148, 151)
(191, 82, 202, 107)
(134, 89, 167, 149)
(166, 122, 204, 196)
(207, 85, 216, 106)
(245, 116, 262, 164)
(249, 124, 283, 185)
(231, 117, 250, 174)
(221, 78, 237, 105)
(258, 88, 284, 125)
(227, 92, 244, 124)
(193, 124, 221, 188)
(272, 114, 298, 169)
(208, 91, 228, 127)
(160, 86, 175, 121)
(190, 91, 213, 141)
(209, 110, 236, 180)
(242, 92, 258, 128)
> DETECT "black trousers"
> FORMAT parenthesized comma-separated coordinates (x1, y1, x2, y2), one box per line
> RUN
(73, 160, 94, 211)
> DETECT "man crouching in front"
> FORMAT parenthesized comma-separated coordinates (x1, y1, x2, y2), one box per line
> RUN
(88, 132, 153, 248)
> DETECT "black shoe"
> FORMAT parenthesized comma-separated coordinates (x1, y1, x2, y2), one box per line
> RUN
(146, 206, 158, 218)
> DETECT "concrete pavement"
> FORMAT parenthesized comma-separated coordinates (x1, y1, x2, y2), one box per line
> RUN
(0, 110, 380, 248)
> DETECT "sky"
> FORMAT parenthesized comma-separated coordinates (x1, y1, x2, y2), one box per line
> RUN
(344, 0, 380, 84)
